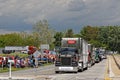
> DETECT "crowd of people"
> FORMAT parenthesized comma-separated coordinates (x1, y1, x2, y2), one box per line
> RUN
(0, 46, 57, 69)
(0, 55, 38, 68)
(0, 52, 56, 69)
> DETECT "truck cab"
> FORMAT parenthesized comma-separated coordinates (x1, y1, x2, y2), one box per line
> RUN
(55, 38, 89, 73)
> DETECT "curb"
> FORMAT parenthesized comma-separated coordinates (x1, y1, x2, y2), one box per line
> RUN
(112, 55, 120, 69)
(109, 57, 114, 78)
(104, 77, 112, 80)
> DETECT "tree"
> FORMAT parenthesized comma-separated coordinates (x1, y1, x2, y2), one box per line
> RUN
(0, 33, 24, 47)
(80, 26, 99, 41)
(33, 20, 55, 47)
(73, 34, 81, 37)
(0, 20, 55, 48)
(64, 29, 74, 37)
(53, 32, 63, 47)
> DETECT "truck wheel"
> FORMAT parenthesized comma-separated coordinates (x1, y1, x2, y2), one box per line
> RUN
(84, 66, 88, 70)
(73, 71, 78, 73)
(55, 71, 59, 73)
(88, 63, 91, 68)
(78, 68, 83, 72)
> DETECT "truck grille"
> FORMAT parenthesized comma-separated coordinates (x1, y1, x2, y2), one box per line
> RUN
(61, 57, 71, 66)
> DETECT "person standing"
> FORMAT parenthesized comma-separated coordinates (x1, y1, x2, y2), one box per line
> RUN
(33, 48, 41, 68)
(35, 57, 38, 68)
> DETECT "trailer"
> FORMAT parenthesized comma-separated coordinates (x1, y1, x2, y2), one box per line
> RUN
(3, 46, 26, 54)
(88, 44, 95, 67)
(5, 46, 26, 51)
(55, 38, 89, 73)
(3, 46, 36, 54)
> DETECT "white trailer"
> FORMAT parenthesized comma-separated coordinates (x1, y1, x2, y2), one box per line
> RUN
(81, 39, 89, 70)
(5, 46, 26, 51)
(55, 38, 89, 73)
(4, 46, 29, 53)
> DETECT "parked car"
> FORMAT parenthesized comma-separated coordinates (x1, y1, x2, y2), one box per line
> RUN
(99, 50, 107, 59)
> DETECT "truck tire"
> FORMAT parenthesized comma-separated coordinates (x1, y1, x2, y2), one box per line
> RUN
(55, 71, 59, 73)
(84, 66, 88, 70)
(88, 62, 91, 68)
(73, 71, 78, 73)
(78, 67, 83, 72)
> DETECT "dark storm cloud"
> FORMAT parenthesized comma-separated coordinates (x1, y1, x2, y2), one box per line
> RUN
(0, 0, 120, 33)
(68, 0, 86, 11)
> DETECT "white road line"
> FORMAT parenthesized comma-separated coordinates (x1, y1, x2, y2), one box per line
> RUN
(0, 76, 34, 80)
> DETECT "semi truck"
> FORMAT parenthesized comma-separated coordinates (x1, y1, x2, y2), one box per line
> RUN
(3, 46, 37, 54)
(55, 38, 90, 73)
(88, 44, 95, 67)
(94, 48, 102, 63)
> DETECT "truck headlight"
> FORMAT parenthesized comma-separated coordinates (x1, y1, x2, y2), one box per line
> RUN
(72, 61, 78, 66)
(55, 61, 61, 66)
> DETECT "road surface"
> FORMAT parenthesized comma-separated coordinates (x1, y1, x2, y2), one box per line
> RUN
(0, 59, 106, 80)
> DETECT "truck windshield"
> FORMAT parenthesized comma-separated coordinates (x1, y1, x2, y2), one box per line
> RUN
(60, 48, 77, 55)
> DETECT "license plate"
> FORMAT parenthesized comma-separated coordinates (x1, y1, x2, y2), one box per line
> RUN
(59, 67, 73, 71)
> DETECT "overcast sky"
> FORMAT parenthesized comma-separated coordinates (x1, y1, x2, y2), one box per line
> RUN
(0, 0, 120, 33)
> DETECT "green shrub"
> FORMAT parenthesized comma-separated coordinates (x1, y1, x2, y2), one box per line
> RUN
(0, 53, 29, 58)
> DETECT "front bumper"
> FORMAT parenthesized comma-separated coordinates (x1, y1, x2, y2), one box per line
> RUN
(55, 66, 78, 72)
